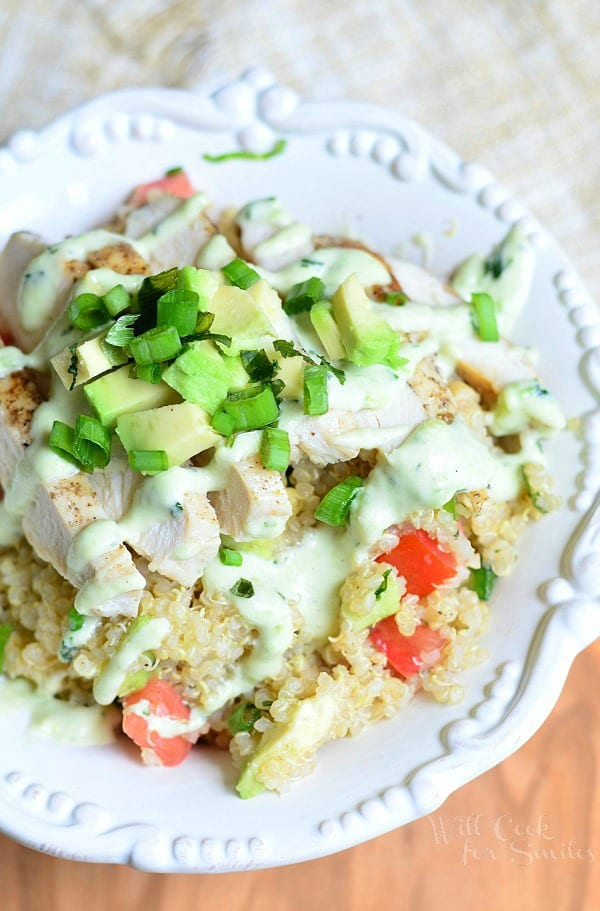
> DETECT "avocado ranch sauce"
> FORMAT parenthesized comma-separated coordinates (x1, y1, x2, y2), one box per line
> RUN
(0, 192, 563, 757)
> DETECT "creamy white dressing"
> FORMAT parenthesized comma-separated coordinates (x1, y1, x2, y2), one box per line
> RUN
(93, 617, 170, 706)
(488, 381, 566, 436)
(349, 418, 499, 548)
(259, 247, 391, 297)
(0, 677, 116, 745)
(196, 234, 237, 270)
(18, 229, 141, 333)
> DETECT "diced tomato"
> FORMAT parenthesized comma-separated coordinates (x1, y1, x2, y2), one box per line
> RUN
(129, 171, 195, 208)
(369, 618, 445, 679)
(377, 529, 457, 599)
(122, 678, 192, 767)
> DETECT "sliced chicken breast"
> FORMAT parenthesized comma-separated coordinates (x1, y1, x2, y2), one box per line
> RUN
(454, 336, 537, 407)
(210, 454, 292, 542)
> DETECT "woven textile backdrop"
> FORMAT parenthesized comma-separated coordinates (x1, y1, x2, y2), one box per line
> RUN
(0, 0, 597, 298)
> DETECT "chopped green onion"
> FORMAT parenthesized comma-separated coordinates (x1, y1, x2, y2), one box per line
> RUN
(68, 293, 109, 330)
(375, 568, 392, 600)
(300, 257, 325, 268)
(315, 476, 364, 526)
(0, 623, 13, 672)
(136, 268, 179, 332)
(240, 349, 277, 382)
(203, 139, 287, 163)
(48, 420, 91, 471)
(222, 385, 279, 431)
(471, 292, 499, 342)
(385, 291, 409, 306)
(105, 313, 139, 348)
(219, 547, 243, 567)
(211, 410, 236, 436)
(284, 277, 325, 315)
(221, 258, 260, 290)
(303, 364, 329, 415)
(129, 325, 182, 366)
(260, 427, 290, 471)
(131, 363, 165, 384)
(470, 565, 497, 601)
(100, 338, 130, 367)
(157, 290, 199, 337)
(231, 578, 255, 598)
(165, 165, 183, 176)
(443, 495, 458, 518)
(73, 415, 111, 470)
(128, 449, 169, 473)
(103, 284, 130, 317)
(67, 343, 79, 391)
(228, 702, 262, 734)
(68, 608, 85, 632)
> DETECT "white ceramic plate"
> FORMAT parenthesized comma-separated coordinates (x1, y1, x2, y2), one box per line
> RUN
(0, 70, 598, 873)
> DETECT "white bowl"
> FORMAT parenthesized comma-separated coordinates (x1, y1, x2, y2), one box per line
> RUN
(0, 70, 598, 872)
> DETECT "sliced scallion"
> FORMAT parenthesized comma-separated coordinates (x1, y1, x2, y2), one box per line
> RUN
(211, 410, 236, 436)
(221, 258, 260, 290)
(284, 277, 325, 315)
(131, 363, 165, 384)
(240, 349, 277, 382)
(222, 385, 279, 431)
(165, 165, 183, 176)
(384, 291, 409, 306)
(103, 284, 130, 317)
(470, 565, 497, 601)
(68, 293, 109, 330)
(104, 313, 139, 348)
(73, 415, 111, 470)
(128, 449, 169, 473)
(260, 427, 290, 472)
(303, 364, 328, 415)
(0, 623, 12, 672)
(129, 325, 182, 366)
(228, 702, 262, 734)
(472, 292, 499, 342)
(314, 476, 364, 526)
(68, 608, 85, 632)
(48, 420, 90, 471)
(231, 578, 255, 598)
(157, 290, 199, 337)
(219, 547, 243, 567)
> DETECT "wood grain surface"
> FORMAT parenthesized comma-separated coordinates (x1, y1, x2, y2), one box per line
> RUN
(2, 640, 598, 911)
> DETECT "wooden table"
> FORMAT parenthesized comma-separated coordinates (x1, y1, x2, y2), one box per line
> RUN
(3, 641, 598, 911)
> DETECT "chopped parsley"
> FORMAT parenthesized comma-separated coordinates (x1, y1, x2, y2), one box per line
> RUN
(375, 568, 392, 600)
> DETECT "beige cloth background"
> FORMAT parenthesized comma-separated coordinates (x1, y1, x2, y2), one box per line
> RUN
(0, 0, 597, 298)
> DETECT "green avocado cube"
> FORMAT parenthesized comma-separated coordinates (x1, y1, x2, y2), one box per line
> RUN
(84, 365, 180, 429)
(116, 401, 219, 467)
(332, 273, 402, 368)
(341, 569, 402, 631)
(309, 300, 346, 361)
(162, 340, 244, 414)
(210, 285, 277, 354)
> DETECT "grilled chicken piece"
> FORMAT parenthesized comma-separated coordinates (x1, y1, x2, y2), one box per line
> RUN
(289, 385, 426, 467)
(209, 455, 292, 542)
(87, 243, 151, 275)
(409, 356, 457, 423)
(0, 367, 43, 486)
(455, 336, 537, 407)
(136, 198, 216, 272)
(0, 232, 52, 351)
(123, 491, 221, 588)
(119, 194, 182, 239)
(388, 258, 460, 305)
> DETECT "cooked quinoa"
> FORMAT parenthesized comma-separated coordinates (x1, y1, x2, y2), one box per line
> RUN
(0, 181, 564, 796)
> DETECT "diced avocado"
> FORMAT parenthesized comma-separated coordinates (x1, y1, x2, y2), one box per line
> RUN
(272, 353, 304, 399)
(451, 226, 535, 336)
(52, 334, 115, 389)
(162, 340, 244, 413)
(331, 273, 402, 368)
(341, 569, 402, 631)
(116, 401, 219, 466)
(247, 279, 285, 324)
(236, 693, 337, 799)
(309, 300, 346, 361)
(210, 285, 277, 354)
(177, 265, 222, 310)
(84, 365, 180, 428)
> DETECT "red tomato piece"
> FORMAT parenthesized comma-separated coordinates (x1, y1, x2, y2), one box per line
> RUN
(122, 678, 192, 767)
(369, 618, 445, 679)
(129, 171, 195, 207)
(377, 529, 457, 599)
